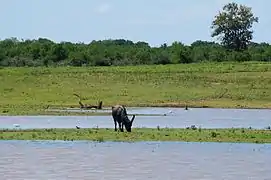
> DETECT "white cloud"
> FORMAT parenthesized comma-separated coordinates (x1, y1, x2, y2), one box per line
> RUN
(95, 3, 111, 14)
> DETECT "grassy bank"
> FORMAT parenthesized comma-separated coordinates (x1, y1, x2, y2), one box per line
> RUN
(0, 128, 271, 143)
(1, 61, 271, 115)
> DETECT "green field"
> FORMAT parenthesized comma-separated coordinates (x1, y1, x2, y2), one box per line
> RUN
(0, 128, 271, 143)
(1, 61, 271, 115)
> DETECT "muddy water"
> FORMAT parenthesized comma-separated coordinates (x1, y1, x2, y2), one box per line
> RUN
(0, 140, 270, 179)
(1, 107, 271, 129)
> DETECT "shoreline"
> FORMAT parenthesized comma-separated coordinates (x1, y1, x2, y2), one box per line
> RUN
(1, 103, 271, 116)
(1, 128, 270, 144)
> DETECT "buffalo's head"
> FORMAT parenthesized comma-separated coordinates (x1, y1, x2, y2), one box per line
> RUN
(124, 115, 135, 132)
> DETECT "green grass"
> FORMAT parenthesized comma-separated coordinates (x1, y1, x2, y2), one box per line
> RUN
(0, 128, 271, 143)
(1, 61, 271, 115)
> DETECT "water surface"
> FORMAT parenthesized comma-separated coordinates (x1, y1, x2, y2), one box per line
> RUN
(0, 140, 270, 179)
(1, 107, 271, 129)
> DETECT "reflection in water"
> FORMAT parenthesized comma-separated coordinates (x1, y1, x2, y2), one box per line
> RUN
(0, 140, 270, 179)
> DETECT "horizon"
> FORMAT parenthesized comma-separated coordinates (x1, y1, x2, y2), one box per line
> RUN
(1, 0, 270, 47)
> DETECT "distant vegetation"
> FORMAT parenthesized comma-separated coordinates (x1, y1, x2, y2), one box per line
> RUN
(0, 2, 269, 67)
(1, 37, 270, 67)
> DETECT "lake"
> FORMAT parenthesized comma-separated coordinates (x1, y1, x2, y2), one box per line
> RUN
(1, 107, 271, 129)
(0, 140, 270, 179)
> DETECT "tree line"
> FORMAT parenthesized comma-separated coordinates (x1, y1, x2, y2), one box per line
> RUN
(0, 38, 270, 67)
(0, 2, 270, 67)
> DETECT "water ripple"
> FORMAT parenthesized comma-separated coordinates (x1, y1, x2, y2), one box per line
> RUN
(0, 141, 271, 179)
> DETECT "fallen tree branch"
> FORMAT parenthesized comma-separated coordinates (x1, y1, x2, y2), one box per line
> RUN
(73, 93, 103, 109)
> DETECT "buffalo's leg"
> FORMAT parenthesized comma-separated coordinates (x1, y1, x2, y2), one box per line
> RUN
(114, 120, 117, 131)
(118, 122, 123, 132)
(121, 123, 124, 132)
(118, 122, 124, 132)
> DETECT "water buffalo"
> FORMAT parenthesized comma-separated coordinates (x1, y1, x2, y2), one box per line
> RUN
(112, 105, 136, 132)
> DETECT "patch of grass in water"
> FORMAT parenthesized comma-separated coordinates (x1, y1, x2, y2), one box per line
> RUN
(0, 128, 270, 144)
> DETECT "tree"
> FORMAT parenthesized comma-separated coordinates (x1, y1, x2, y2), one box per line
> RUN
(211, 2, 259, 51)
(0, 36, 270, 67)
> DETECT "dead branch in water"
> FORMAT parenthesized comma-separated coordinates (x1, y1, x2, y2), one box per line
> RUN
(73, 93, 103, 109)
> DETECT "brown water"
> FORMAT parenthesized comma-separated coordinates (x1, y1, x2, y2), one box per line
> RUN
(0, 140, 270, 179)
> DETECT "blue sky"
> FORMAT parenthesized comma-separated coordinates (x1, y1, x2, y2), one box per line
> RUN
(1, 0, 270, 47)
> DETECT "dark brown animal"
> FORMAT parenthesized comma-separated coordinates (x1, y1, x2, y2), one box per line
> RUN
(112, 105, 135, 132)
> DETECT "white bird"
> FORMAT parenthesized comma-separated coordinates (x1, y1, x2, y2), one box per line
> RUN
(13, 124, 20, 127)
(168, 110, 173, 114)
(76, 120, 81, 129)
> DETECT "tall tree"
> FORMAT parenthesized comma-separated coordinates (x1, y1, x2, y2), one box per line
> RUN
(211, 2, 259, 51)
